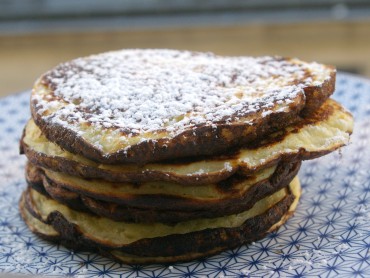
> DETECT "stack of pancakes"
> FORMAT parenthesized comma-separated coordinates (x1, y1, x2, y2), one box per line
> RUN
(19, 50, 353, 264)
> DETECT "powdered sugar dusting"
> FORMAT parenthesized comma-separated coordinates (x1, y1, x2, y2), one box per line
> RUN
(34, 49, 331, 138)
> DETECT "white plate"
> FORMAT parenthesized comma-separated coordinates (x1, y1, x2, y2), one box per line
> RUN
(0, 73, 369, 277)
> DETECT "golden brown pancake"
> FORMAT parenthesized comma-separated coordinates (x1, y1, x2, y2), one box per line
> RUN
(21, 99, 353, 185)
(30, 50, 335, 164)
(19, 177, 301, 264)
(19, 50, 353, 265)
(25, 161, 300, 223)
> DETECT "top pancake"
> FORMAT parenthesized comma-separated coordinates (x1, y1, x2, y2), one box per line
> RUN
(31, 49, 335, 164)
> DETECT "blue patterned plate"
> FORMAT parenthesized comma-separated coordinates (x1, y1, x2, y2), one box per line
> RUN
(0, 73, 369, 277)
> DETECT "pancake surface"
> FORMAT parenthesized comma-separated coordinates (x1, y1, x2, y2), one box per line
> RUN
(31, 50, 335, 164)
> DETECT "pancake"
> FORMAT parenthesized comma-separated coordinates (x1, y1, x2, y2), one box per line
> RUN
(22, 99, 353, 185)
(25, 162, 46, 195)
(30, 50, 335, 165)
(19, 176, 301, 264)
(19, 50, 354, 265)
(26, 161, 300, 223)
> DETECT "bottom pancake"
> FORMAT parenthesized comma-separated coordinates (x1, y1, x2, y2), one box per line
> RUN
(19, 177, 301, 264)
